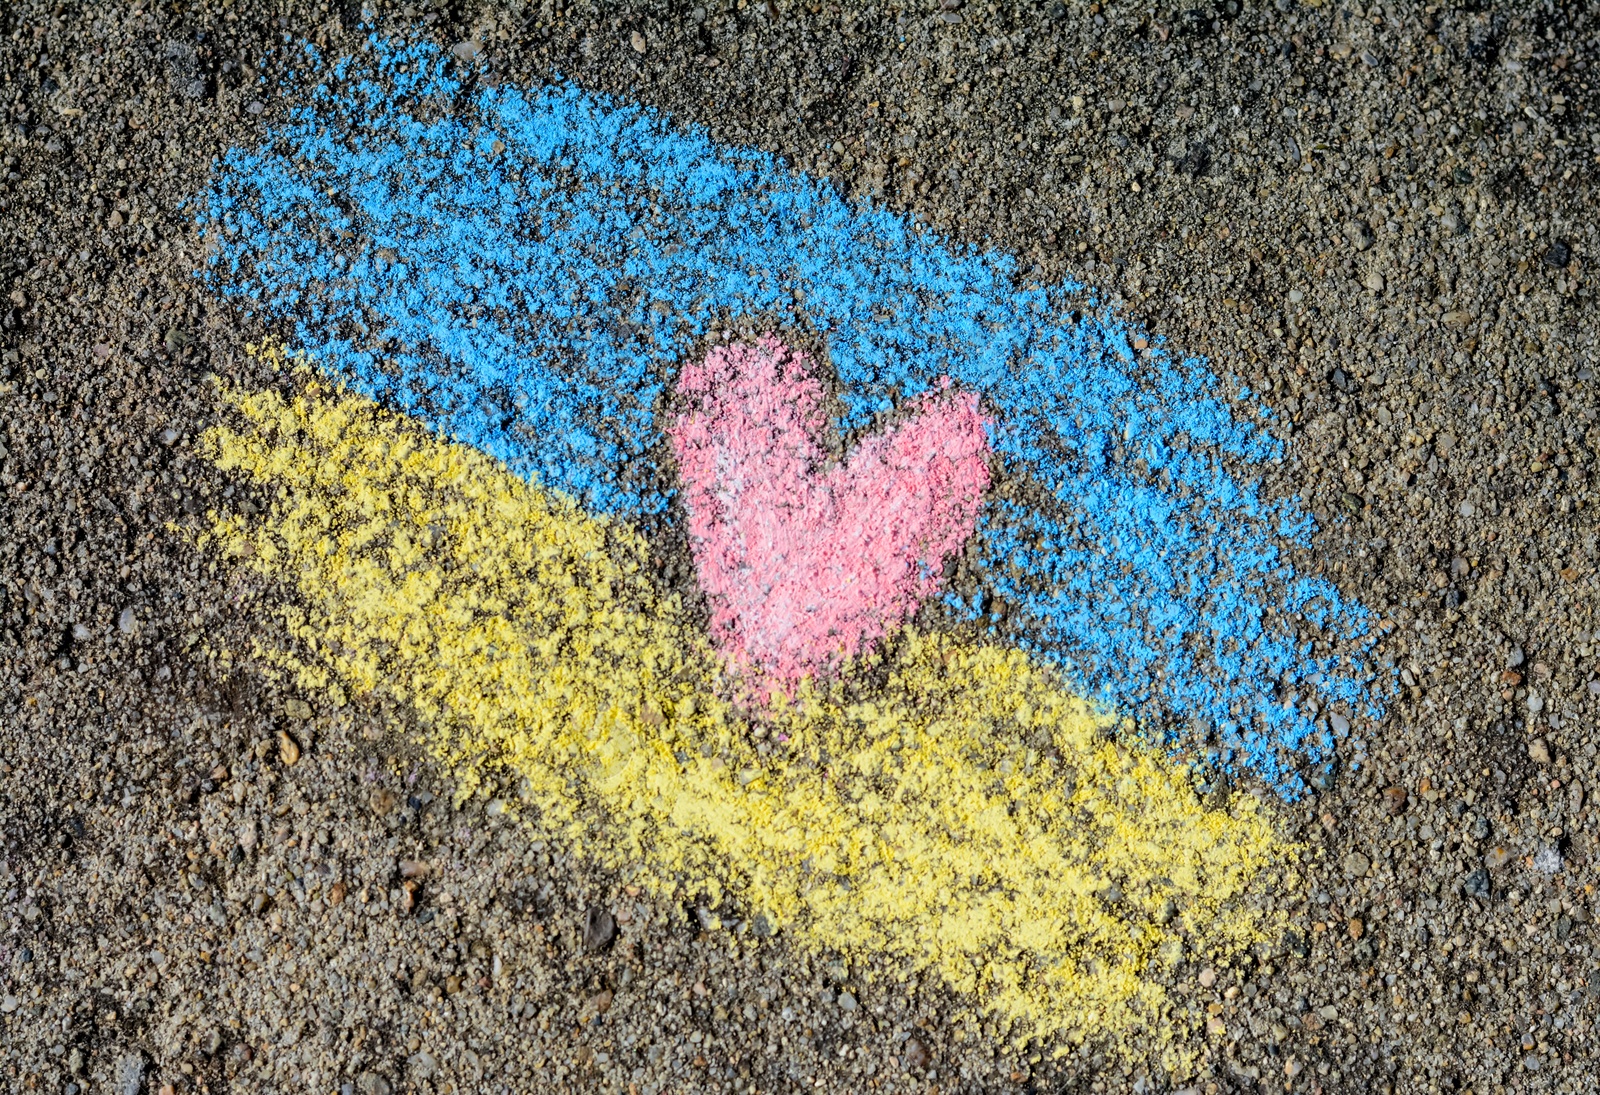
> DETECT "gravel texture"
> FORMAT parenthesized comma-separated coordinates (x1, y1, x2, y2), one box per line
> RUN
(3, 2, 1600, 1093)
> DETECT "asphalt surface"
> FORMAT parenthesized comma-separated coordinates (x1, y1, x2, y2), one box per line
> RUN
(4, 2, 1600, 1093)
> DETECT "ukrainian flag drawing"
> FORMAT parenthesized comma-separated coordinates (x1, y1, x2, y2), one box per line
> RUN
(192, 37, 1382, 1058)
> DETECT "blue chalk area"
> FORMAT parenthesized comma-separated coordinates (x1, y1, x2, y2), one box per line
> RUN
(199, 36, 1383, 795)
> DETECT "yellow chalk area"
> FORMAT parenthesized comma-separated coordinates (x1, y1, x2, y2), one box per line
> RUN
(196, 377, 1292, 1065)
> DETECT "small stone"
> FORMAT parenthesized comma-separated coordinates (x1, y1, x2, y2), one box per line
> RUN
(370, 788, 398, 815)
(1526, 693, 1545, 715)
(583, 905, 617, 952)
(1485, 845, 1513, 869)
(1346, 917, 1364, 940)
(450, 39, 481, 61)
(1528, 738, 1551, 765)
(246, 100, 265, 116)
(114, 1052, 146, 1095)
(1382, 786, 1408, 815)
(284, 698, 312, 720)
(398, 859, 430, 879)
(277, 729, 301, 767)
(329, 881, 347, 905)
(1364, 270, 1386, 293)
(838, 991, 858, 1012)
(1346, 221, 1374, 251)
(1507, 644, 1525, 668)
(118, 607, 138, 635)
(1533, 845, 1563, 874)
(1470, 816, 1492, 841)
(356, 1073, 392, 1095)
(902, 1034, 932, 1071)
(630, 30, 647, 53)
(408, 1052, 439, 1081)
(1197, 967, 1217, 988)
(1343, 851, 1371, 877)
(237, 820, 257, 850)
(1544, 239, 1572, 268)
(1463, 868, 1491, 899)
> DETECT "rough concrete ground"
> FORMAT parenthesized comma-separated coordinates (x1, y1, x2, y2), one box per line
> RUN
(3, 1, 1600, 1093)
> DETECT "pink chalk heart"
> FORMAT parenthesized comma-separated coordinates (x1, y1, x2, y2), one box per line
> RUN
(670, 335, 991, 690)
